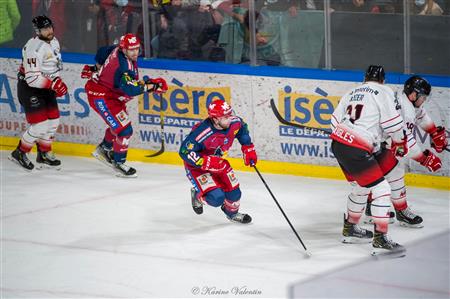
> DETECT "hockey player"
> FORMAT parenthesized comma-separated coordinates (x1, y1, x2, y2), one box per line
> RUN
(84, 33, 168, 177)
(364, 76, 446, 228)
(330, 65, 408, 256)
(10, 15, 68, 171)
(179, 99, 258, 224)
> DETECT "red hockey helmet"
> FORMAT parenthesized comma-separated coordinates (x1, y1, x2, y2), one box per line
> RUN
(207, 99, 233, 118)
(119, 33, 141, 50)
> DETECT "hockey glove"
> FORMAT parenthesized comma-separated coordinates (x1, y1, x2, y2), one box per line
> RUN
(241, 144, 257, 166)
(430, 126, 447, 153)
(50, 77, 68, 97)
(142, 76, 168, 94)
(81, 64, 97, 79)
(201, 155, 228, 173)
(391, 136, 408, 158)
(418, 149, 441, 172)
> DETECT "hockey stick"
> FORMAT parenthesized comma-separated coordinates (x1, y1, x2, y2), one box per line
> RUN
(253, 165, 311, 256)
(145, 95, 165, 157)
(270, 98, 331, 135)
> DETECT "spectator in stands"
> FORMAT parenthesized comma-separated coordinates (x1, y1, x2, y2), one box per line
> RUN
(188, 0, 223, 60)
(413, 0, 444, 15)
(97, 0, 131, 47)
(0, 0, 21, 46)
(156, 0, 191, 59)
(370, 0, 402, 13)
(332, 0, 371, 12)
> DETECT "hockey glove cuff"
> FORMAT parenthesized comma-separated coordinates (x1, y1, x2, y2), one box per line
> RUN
(142, 76, 168, 94)
(391, 136, 408, 158)
(50, 77, 68, 97)
(418, 149, 441, 172)
(81, 64, 97, 79)
(241, 144, 257, 166)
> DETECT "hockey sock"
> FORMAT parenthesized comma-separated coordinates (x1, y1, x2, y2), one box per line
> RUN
(385, 163, 407, 211)
(370, 180, 391, 233)
(112, 126, 133, 163)
(347, 185, 369, 224)
(101, 127, 115, 149)
(37, 118, 59, 152)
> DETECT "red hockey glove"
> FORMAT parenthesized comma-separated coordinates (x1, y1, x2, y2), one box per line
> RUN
(429, 126, 447, 153)
(201, 155, 228, 173)
(418, 149, 442, 172)
(81, 64, 96, 79)
(143, 76, 168, 94)
(391, 137, 408, 158)
(50, 77, 68, 97)
(241, 144, 257, 166)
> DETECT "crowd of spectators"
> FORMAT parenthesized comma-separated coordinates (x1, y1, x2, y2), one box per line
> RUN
(2, 0, 448, 66)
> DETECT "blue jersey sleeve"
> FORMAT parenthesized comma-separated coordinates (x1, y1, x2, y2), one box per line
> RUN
(95, 45, 116, 65)
(114, 52, 145, 97)
(235, 117, 252, 145)
(179, 123, 207, 168)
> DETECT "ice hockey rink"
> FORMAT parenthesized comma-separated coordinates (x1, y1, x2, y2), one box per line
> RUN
(1, 152, 449, 298)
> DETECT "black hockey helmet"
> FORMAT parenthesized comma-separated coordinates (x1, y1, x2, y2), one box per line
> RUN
(364, 65, 385, 82)
(32, 15, 53, 31)
(404, 75, 431, 97)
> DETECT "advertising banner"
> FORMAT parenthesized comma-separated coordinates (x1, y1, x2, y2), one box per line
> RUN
(1, 58, 448, 176)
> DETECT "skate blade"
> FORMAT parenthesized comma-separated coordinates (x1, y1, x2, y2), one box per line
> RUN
(342, 236, 373, 244)
(362, 217, 395, 225)
(8, 156, 33, 172)
(114, 171, 138, 178)
(35, 163, 61, 171)
(225, 216, 252, 224)
(371, 247, 406, 259)
(398, 221, 424, 228)
(92, 151, 113, 169)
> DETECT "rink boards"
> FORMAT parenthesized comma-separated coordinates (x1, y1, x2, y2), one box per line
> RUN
(1, 53, 449, 189)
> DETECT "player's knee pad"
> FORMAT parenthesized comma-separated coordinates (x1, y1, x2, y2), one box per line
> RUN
(371, 179, 391, 203)
(118, 125, 133, 137)
(348, 182, 368, 213)
(384, 162, 406, 209)
(205, 188, 226, 207)
(224, 188, 241, 202)
(27, 120, 50, 139)
(46, 118, 59, 135)
(385, 162, 405, 195)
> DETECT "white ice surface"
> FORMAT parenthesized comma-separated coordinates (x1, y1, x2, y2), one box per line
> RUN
(1, 151, 449, 298)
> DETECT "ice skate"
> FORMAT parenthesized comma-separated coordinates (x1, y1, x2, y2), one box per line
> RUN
(396, 207, 423, 228)
(191, 188, 203, 215)
(36, 149, 61, 170)
(342, 217, 373, 244)
(112, 161, 137, 178)
(221, 205, 252, 224)
(92, 144, 113, 167)
(9, 148, 34, 171)
(363, 201, 395, 225)
(372, 231, 406, 258)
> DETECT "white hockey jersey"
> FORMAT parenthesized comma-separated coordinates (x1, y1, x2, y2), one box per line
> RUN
(330, 81, 405, 153)
(395, 92, 435, 161)
(21, 36, 62, 89)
